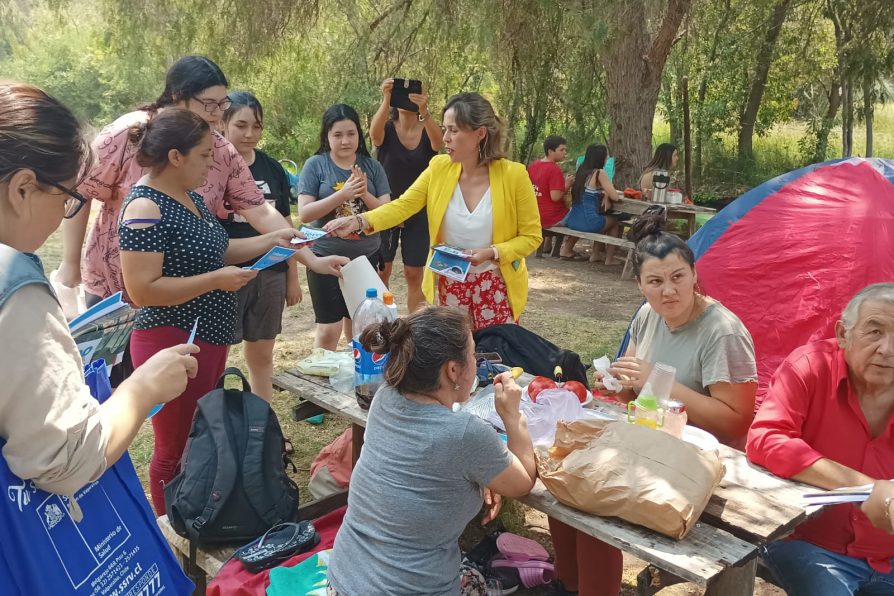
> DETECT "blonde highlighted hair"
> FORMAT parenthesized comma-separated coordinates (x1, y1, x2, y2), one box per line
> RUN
(443, 92, 508, 165)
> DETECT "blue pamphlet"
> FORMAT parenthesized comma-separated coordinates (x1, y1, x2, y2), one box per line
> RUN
(427, 244, 471, 282)
(246, 246, 297, 271)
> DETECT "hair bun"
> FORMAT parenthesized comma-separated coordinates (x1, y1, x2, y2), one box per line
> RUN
(379, 318, 409, 350)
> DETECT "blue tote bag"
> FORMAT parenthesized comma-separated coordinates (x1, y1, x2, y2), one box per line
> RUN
(0, 360, 193, 595)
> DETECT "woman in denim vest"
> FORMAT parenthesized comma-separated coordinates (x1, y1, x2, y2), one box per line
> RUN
(0, 82, 197, 503)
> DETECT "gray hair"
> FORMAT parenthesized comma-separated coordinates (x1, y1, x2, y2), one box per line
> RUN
(841, 283, 894, 335)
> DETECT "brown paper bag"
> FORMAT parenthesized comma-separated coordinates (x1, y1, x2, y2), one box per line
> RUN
(538, 419, 724, 540)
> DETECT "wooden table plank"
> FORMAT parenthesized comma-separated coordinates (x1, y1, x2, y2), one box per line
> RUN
(519, 481, 755, 587)
(615, 197, 716, 216)
(704, 445, 815, 544)
(274, 370, 367, 426)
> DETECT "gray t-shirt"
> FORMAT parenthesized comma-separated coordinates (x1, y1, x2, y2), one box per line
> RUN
(629, 300, 757, 394)
(298, 152, 391, 259)
(328, 385, 512, 596)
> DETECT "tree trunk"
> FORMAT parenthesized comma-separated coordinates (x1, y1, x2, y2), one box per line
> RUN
(601, 0, 692, 187)
(842, 79, 853, 157)
(811, 82, 841, 164)
(737, 0, 792, 160)
(864, 79, 874, 157)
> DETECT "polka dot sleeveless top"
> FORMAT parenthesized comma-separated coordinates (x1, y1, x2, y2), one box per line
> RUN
(118, 185, 235, 345)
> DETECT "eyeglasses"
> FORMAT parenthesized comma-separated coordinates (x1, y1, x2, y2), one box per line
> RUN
(1, 169, 88, 219)
(193, 96, 232, 113)
(38, 176, 88, 219)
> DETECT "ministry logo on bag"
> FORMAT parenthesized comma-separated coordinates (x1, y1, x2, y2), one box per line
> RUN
(44, 503, 64, 529)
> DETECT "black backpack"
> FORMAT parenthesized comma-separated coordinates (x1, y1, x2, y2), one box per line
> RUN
(473, 324, 589, 385)
(165, 368, 299, 546)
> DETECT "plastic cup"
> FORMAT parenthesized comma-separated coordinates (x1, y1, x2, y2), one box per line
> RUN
(641, 362, 676, 405)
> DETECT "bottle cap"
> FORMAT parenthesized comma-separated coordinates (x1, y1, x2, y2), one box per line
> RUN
(634, 393, 660, 410)
(365, 288, 377, 298)
(382, 291, 394, 305)
(666, 399, 685, 414)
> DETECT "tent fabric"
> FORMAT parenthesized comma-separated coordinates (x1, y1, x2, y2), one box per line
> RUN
(687, 157, 894, 407)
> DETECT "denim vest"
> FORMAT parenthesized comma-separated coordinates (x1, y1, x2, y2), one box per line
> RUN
(0, 242, 54, 311)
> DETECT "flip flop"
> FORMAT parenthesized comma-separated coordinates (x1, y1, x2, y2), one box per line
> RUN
(496, 533, 550, 561)
(490, 559, 555, 589)
(559, 254, 585, 261)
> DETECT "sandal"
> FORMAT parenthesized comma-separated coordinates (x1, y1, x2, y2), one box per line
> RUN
(486, 533, 556, 589)
(559, 253, 585, 261)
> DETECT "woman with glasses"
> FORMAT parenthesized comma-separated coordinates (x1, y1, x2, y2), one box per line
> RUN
(57, 55, 346, 339)
(0, 82, 198, 511)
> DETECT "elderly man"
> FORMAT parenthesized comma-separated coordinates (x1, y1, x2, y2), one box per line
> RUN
(747, 283, 894, 595)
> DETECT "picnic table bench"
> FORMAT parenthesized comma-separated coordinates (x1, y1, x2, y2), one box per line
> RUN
(271, 369, 815, 596)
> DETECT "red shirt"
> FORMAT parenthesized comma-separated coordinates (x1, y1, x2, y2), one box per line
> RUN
(747, 338, 894, 571)
(528, 160, 567, 228)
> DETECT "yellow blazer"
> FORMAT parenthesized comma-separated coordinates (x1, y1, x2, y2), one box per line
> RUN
(364, 154, 542, 320)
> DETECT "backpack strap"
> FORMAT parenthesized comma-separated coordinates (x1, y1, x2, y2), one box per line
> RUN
(239, 395, 284, 527)
(187, 391, 240, 540)
(217, 367, 252, 393)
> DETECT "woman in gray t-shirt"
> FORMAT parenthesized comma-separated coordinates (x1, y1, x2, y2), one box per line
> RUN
(297, 104, 391, 350)
(605, 215, 757, 446)
(327, 307, 537, 596)
(549, 215, 758, 596)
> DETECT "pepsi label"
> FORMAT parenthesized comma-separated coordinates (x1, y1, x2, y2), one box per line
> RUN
(353, 339, 389, 376)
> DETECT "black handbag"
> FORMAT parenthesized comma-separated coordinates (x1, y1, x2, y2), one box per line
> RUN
(390, 78, 422, 112)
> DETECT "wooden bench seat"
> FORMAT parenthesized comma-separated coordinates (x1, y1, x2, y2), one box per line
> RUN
(547, 226, 635, 279)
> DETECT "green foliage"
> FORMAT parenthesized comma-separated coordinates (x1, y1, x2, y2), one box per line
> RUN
(2, 0, 893, 195)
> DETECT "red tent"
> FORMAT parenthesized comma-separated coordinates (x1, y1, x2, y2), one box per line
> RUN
(688, 157, 894, 407)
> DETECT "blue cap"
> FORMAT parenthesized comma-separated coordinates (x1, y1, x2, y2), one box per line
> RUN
(366, 288, 377, 298)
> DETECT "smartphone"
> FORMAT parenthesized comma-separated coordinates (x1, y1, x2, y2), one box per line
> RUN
(390, 78, 423, 112)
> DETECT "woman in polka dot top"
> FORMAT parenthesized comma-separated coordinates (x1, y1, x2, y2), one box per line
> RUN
(118, 109, 298, 515)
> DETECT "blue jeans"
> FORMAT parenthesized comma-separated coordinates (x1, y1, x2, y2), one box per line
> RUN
(763, 540, 894, 595)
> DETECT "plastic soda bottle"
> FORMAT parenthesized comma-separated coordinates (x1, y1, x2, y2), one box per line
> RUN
(353, 288, 395, 410)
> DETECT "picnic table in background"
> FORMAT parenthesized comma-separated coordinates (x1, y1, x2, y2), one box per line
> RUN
(615, 197, 716, 238)
(272, 369, 816, 596)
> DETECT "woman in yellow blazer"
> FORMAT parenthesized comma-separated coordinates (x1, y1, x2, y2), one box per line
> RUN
(326, 92, 542, 329)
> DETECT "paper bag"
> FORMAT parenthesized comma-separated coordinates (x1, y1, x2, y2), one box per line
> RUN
(538, 419, 724, 540)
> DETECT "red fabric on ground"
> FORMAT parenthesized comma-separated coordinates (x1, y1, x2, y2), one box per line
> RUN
(207, 506, 347, 596)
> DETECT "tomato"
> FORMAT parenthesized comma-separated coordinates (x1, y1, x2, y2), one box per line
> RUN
(527, 376, 557, 402)
(563, 380, 590, 404)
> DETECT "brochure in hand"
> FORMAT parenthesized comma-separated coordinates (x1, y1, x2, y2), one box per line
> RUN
(68, 291, 135, 366)
(246, 246, 298, 271)
(801, 482, 888, 508)
(290, 226, 331, 246)
(427, 244, 471, 282)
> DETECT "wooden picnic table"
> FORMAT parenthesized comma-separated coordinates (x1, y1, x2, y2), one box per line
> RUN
(614, 197, 716, 237)
(272, 369, 815, 596)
